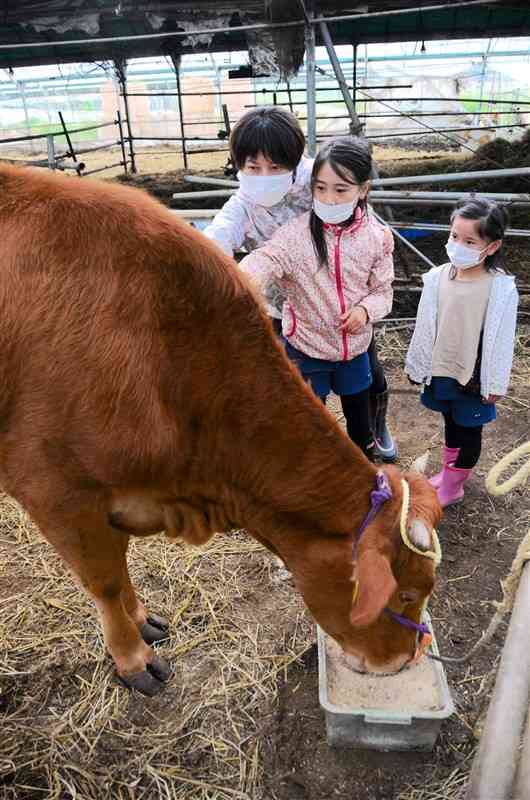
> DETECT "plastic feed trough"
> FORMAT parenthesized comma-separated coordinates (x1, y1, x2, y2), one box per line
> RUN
(317, 617, 454, 751)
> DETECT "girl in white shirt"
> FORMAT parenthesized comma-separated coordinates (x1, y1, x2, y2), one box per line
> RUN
(406, 199, 518, 508)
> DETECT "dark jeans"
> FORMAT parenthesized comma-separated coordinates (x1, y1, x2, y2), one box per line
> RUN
(443, 413, 483, 468)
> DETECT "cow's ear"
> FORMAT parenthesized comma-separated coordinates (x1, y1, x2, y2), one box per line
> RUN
(350, 548, 397, 627)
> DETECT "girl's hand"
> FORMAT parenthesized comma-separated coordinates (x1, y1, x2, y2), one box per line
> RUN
(340, 306, 368, 333)
(483, 394, 500, 404)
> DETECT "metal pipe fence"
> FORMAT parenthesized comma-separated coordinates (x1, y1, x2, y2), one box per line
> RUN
(0, 114, 130, 177)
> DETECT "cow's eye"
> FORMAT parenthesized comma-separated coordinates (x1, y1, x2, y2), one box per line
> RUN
(399, 589, 420, 604)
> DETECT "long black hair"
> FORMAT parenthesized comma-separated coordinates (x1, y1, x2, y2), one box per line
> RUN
(310, 136, 372, 268)
(450, 198, 509, 274)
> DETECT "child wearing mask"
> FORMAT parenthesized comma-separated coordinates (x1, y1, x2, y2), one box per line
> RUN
(405, 199, 518, 507)
(238, 136, 394, 461)
(204, 108, 398, 461)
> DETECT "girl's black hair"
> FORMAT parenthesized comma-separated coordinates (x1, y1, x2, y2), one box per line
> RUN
(229, 107, 305, 171)
(309, 136, 372, 268)
(450, 198, 509, 273)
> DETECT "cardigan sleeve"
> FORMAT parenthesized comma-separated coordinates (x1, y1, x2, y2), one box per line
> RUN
(487, 286, 519, 396)
(238, 228, 295, 294)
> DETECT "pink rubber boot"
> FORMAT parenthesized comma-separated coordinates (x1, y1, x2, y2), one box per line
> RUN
(429, 446, 460, 490)
(436, 464, 473, 508)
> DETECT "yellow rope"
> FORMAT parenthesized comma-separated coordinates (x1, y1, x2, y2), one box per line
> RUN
(400, 479, 442, 565)
(486, 442, 530, 616)
(485, 441, 530, 497)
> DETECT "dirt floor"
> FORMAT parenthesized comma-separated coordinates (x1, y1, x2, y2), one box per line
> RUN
(1, 140, 530, 800)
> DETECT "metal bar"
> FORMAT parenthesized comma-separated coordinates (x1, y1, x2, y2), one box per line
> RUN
(115, 60, 137, 174)
(0, 0, 501, 52)
(305, 8, 317, 157)
(46, 135, 55, 170)
(57, 111, 78, 168)
(127, 136, 227, 142)
(172, 54, 188, 170)
(184, 176, 238, 188)
(361, 122, 530, 140)
(172, 189, 235, 200)
(369, 197, 530, 207)
(81, 162, 126, 176)
(372, 166, 530, 187)
(383, 222, 530, 238)
(116, 110, 128, 176)
(121, 85, 412, 98)
(372, 211, 436, 270)
(319, 20, 363, 136)
(55, 141, 119, 159)
(170, 208, 530, 235)
(246, 97, 530, 108)
(371, 190, 530, 202)
(222, 104, 231, 137)
(0, 121, 114, 146)
(466, 564, 530, 800)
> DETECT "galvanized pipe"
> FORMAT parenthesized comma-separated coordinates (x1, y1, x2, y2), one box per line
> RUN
(169, 209, 530, 235)
(372, 166, 530, 187)
(172, 189, 235, 200)
(184, 176, 238, 188)
(466, 564, 530, 800)
(372, 211, 436, 270)
(319, 20, 363, 136)
(305, 12, 317, 157)
(371, 190, 530, 202)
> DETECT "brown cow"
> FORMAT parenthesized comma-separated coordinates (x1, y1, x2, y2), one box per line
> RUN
(0, 164, 442, 695)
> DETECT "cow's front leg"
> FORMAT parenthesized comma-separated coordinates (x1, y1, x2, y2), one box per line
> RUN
(117, 533, 170, 645)
(35, 517, 171, 696)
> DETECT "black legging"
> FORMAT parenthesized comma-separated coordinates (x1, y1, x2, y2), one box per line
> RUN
(367, 334, 386, 396)
(443, 413, 483, 469)
(340, 389, 374, 459)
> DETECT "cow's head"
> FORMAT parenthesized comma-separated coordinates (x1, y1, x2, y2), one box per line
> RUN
(283, 466, 442, 674)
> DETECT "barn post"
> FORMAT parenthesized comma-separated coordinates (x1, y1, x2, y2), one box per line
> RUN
(170, 53, 189, 170)
(466, 563, 530, 800)
(114, 58, 137, 174)
(304, 2, 317, 156)
(46, 135, 56, 170)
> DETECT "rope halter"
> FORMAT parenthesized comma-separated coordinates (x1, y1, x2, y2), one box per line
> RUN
(352, 471, 441, 663)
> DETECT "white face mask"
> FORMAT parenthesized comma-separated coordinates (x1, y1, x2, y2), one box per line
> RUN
(445, 239, 487, 269)
(237, 170, 293, 207)
(313, 196, 358, 225)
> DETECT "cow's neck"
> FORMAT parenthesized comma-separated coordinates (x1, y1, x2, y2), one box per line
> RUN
(210, 334, 378, 541)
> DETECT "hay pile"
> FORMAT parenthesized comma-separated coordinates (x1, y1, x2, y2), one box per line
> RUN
(0, 507, 313, 799)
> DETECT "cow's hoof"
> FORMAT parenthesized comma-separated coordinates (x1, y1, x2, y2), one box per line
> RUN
(119, 656, 172, 696)
(141, 614, 170, 644)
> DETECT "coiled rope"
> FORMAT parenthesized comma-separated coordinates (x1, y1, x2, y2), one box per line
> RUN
(429, 442, 530, 665)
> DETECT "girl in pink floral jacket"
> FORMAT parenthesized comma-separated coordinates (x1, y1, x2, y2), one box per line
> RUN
(240, 137, 394, 460)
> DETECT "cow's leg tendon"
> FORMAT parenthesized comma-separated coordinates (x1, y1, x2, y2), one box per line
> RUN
(35, 517, 171, 695)
(116, 534, 170, 645)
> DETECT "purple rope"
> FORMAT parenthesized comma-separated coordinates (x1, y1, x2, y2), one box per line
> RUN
(352, 471, 432, 645)
(354, 471, 393, 550)
(385, 609, 431, 637)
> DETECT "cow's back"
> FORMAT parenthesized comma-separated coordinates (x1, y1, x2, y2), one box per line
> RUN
(0, 164, 259, 495)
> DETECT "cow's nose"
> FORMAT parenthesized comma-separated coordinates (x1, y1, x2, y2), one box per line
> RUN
(341, 651, 367, 673)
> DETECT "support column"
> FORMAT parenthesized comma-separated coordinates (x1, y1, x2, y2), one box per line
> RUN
(170, 53, 188, 170)
(114, 59, 137, 174)
(304, 3, 317, 157)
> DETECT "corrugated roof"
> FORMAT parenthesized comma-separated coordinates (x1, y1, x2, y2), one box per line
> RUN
(0, 1, 529, 70)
